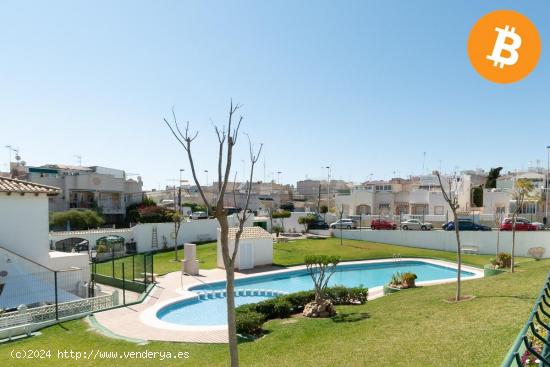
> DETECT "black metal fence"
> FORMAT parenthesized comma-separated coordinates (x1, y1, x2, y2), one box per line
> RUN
(501, 271, 550, 366)
(91, 252, 155, 303)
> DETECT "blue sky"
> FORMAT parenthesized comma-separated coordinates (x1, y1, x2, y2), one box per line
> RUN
(1, 1, 548, 190)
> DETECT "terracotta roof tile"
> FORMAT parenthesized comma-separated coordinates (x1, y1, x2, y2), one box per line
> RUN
(0, 177, 61, 195)
(227, 226, 272, 240)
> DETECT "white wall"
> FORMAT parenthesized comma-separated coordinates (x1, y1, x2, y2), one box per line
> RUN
(216, 231, 273, 269)
(336, 230, 550, 258)
(0, 193, 51, 263)
(49, 216, 244, 254)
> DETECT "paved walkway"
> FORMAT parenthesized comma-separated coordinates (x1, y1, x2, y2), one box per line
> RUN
(93, 267, 266, 343)
(92, 259, 483, 344)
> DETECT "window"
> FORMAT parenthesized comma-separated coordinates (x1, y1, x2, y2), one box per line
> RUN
(433, 206, 444, 215)
(521, 202, 537, 214)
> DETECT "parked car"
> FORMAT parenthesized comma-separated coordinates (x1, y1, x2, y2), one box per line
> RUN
(500, 217, 539, 231)
(443, 219, 491, 231)
(330, 219, 357, 229)
(191, 211, 208, 220)
(400, 219, 433, 231)
(532, 222, 545, 230)
(309, 220, 329, 230)
(371, 219, 397, 230)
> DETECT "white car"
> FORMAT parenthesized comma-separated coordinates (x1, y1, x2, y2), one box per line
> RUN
(330, 219, 357, 229)
(400, 219, 433, 231)
(191, 211, 208, 220)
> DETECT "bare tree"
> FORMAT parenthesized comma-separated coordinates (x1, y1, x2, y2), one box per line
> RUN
(494, 210, 503, 256)
(167, 211, 183, 261)
(164, 101, 262, 367)
(336, 204, 344, 246)
(435, 171, 463, 301)
(510, 178, 535, 272)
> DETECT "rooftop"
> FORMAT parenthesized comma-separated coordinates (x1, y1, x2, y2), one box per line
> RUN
(0, 176, 61, 195)
(227, 226, 272, 240)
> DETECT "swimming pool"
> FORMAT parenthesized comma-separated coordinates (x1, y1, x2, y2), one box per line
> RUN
(155, 260, 475, 327)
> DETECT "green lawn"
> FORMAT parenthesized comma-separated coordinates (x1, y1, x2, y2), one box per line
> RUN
(6, 239, 540, 366)
(96, 237, 529, 280)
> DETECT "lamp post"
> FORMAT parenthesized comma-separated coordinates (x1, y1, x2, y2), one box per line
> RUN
(277, 171, 282, 185)
(323, 166, 331, 209)
(204, 170, 209, 186)
(179, 169, 184, 214)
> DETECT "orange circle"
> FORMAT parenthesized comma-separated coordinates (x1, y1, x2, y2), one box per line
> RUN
(467, 10, 541, 83)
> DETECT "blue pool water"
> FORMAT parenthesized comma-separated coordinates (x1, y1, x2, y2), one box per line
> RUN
(158, 294, 273, 326)
(157, 260, 474, 326)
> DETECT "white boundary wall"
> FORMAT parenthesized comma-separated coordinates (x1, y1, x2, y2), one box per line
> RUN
(337, 230, 550, 258)
(49, 216, 244, 253)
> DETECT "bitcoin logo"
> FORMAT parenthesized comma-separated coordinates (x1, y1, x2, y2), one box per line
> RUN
(486, 25, 521, 69)
(468, 10, 541, 83)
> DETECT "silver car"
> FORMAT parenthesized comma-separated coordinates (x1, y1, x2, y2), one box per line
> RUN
(330, 219, 357, 229)
(400, 219, 433, 231)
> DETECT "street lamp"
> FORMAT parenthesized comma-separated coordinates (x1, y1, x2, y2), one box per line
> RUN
(277, 171, 282, 185)
(323, 166, 331, 208)
(204, 170, 209, 186)
(178, 169, 185, 214)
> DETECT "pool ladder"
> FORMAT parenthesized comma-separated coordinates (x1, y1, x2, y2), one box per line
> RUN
(392, 253, 402, 262)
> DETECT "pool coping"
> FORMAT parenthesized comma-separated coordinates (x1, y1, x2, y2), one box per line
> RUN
(135, 258, 484, 339)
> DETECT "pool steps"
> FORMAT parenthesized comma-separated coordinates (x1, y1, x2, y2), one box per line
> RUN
(195, 289, 289, 300)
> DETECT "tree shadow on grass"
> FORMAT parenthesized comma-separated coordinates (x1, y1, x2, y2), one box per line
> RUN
(238, 330, 271, 344)
(331, 312, 370, 323)
(475, 294, 536, 301)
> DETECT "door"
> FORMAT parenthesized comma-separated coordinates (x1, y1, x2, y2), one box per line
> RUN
(239, 242, 254, 270)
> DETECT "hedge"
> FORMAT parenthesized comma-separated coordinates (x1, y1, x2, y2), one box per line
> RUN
(235, 285, 368, 336)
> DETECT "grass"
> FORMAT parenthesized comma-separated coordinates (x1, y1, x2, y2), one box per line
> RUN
(1, 258, 546, 366)
(10, 238, 537, 366)
(94, 243, 217, 279)
(97, 237, 529, 280)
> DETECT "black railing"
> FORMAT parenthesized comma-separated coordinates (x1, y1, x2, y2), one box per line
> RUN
(501, 271, 550, 367)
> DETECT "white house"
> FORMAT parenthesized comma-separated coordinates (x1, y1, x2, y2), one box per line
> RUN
(0, 177, 89, 308)
(217, 227, 273, 270)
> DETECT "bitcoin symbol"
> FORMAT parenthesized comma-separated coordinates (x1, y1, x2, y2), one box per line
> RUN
(486, 25, 522, 69)
(467, 10, 541, 83)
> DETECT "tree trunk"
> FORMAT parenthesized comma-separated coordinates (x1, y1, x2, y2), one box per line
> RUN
(174, 221, 179, 261)
(225, 265, 239, 366)
(218, 215, 239, 367)
(496, 227, 500, 256)
(511, 214, 517, 273)
(453, 210, 461, 301)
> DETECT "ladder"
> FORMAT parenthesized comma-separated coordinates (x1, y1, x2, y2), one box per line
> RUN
(151, 226, 158, 250)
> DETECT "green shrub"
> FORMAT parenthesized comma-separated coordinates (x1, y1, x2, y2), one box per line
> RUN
(49, 209, 104, 230)
(493, 252, 512, 268)
(271, 225, 283, 235)
(235, 309, 265, 336)
(282, 291, 316, 312)
(234, 286, 368, 336)
(325, 286, 369, 304)
(96, 244, 108, 253)
(401, 272, 417, 288)
(255, 298, 292, 319)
